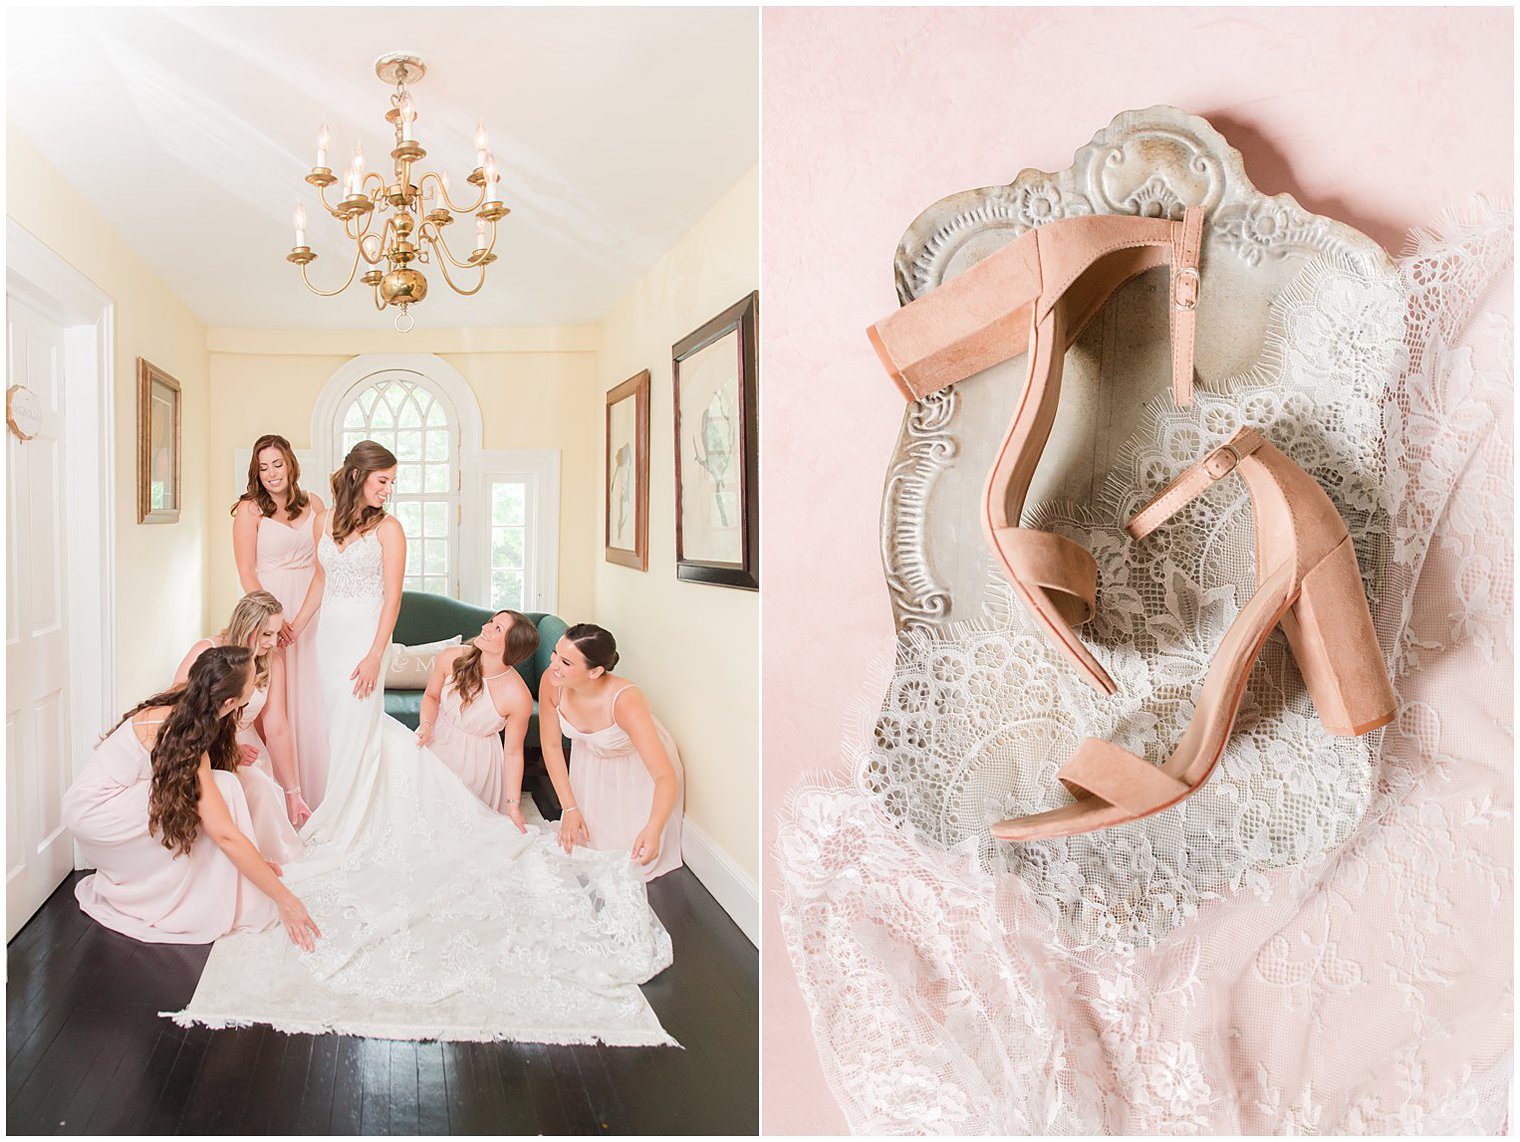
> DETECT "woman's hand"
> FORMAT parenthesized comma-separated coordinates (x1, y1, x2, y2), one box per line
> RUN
(415, 721, 434, 748)
(558, 807, 589, 854)
(277, 618, 296, 647)
(631, 823, 661, 867)
(239, 743, 261, 767)
(351, 653, 383, 699)
(278, 890, 322, 952)
(285, 789, 313, 828)
(505, 800, 527, 835)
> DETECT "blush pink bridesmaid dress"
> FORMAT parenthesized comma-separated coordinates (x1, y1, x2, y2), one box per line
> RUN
(429, 679, 512, 812)
(254, 513, 329, 808)
(558, 685, 685, 882)
(61, 719, 280, 943)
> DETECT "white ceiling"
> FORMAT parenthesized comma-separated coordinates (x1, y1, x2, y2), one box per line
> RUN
(6, 6, 758, 330)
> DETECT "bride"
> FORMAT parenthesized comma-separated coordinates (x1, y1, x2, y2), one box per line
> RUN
(202, 441, 672, 1036)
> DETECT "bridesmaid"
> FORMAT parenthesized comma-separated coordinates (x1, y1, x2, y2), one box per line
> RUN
(61, 646, 322, 949)
(174, 590, 308, 864)
(231, 434, 329, 808)
(539, 624, 684, 881)
(416, 610, 539, 827)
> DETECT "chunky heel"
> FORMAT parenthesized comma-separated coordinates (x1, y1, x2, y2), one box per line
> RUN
(994, 427, 1396, 843)
(869, 207, 1206, 690)
(1280, 537, 1397, 737)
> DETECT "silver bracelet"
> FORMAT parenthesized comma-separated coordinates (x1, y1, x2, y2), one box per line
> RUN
(562, 805, 580, 816)
(505, 797, 520, 805)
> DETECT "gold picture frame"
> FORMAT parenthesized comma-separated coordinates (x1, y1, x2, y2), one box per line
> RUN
(137, 358, 182, 524)
(605, 369, 651, 570)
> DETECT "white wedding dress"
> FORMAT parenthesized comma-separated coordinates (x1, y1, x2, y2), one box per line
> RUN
(171, 526, 675, 1045)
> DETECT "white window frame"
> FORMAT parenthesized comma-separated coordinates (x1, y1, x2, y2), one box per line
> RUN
(310, 354, 483, 599)
(462, 449, 560, 613)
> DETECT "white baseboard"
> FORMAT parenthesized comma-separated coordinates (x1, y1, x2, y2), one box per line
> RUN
(680, 817, 758, 946)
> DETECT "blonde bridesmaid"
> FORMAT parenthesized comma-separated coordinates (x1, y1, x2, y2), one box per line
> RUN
(174, 591, 308, 864)
(416, 610, 539, 826)
(539, 624, 684, 881)
(61, 646, 321, 949)
(231, 434, 330, 808)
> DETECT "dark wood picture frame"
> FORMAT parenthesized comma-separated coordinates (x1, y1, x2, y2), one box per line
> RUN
(136, 358, 182, 524)
(672, 291, 758, 590)
(604, 369, 651, 570)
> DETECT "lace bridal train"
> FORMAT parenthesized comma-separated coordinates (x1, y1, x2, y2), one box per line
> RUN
(172, 527, 674, 1045)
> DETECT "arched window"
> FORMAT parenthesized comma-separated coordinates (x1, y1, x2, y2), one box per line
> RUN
(306, 354, 557, 613)
(336, 373, 457, 596)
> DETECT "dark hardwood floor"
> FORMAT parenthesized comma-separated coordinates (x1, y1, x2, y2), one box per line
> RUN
(7, 869, 757, 1135)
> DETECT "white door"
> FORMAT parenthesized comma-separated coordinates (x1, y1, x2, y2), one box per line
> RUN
(6, 293, 77, 938)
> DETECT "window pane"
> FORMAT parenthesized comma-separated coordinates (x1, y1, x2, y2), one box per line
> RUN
(500, 526, 525, 568)
(343, 429, 366, 456)
(425, 429, 449, 461)
(395, 430, 422, 462)
(491, 569, 524, 610)
(343, 403, 365, 429)
(426, 401, 447, 428)
(423, 501, 446, 537)
(399, 396, 424, 429)
(424, 463, 449, 493)
(394, 500, 422, 534)
(424, 575, 447, 596)
(396, 464, 423, 494)
(425, 539, 447, 574)
(405, 544, 422, 575)
(493, 482, 526, 526)
(358, 387, 379, 414)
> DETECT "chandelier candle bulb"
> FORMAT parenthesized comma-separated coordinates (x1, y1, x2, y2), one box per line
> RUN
(293, 202, 306, 248)
(316, 122, 329, 169)
(474, 121, 489, 170)
(400, 95, 415, 142)
(485, 162, 501, 205)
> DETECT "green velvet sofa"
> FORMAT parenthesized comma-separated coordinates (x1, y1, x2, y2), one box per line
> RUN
(383, 591, 568, 815)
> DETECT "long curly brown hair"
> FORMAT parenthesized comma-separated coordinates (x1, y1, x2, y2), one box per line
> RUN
(451, 611, 540, 708)
(230, 434, 311, 519)
(110, 646, 252, 857)
(330, 440, 397, 545)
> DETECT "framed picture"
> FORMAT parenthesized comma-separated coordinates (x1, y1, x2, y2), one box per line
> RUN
(673, 291, 758, 590)
(137, 358, 181, 524)
(605, 369, 650, 570)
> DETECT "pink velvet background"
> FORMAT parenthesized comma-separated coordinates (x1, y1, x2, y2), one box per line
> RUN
(759, 7, 1512, 1135)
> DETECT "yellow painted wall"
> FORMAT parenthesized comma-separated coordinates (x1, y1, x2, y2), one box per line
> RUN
(203, 338, 600, 627)
(593, 166, 760, 884)
(7, 126, 211, 709)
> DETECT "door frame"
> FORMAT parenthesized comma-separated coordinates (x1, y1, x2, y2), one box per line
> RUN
(7, 220, 117, 848)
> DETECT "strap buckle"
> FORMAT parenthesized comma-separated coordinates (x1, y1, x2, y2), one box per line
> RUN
(1203, 443, 1240, 480)
(1173, 266, 1200, 311)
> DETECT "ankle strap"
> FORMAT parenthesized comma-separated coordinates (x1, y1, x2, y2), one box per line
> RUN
(1126, 426, 1264, 540)
(1169, 206, 1204, 407)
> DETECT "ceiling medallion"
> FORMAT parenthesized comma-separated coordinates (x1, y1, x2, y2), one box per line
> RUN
(288, 52, 510, 332)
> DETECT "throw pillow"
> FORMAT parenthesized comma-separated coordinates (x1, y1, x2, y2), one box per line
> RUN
(386, 635, 463, 689)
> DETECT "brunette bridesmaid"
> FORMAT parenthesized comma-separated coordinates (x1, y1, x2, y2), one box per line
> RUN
(174, 591, 308, 864)
(231, 433, 329, 807)
(539, 624, 684, 881)
(416, 610, 539, 827)
(61, 646, 321, 949)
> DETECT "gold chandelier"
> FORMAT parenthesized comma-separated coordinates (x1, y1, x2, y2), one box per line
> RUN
(287, 52, 510, 331)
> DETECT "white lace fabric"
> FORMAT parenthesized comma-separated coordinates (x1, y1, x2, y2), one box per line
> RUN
(777, 202, 1513, 1133)
(319, 530, 385, 600)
